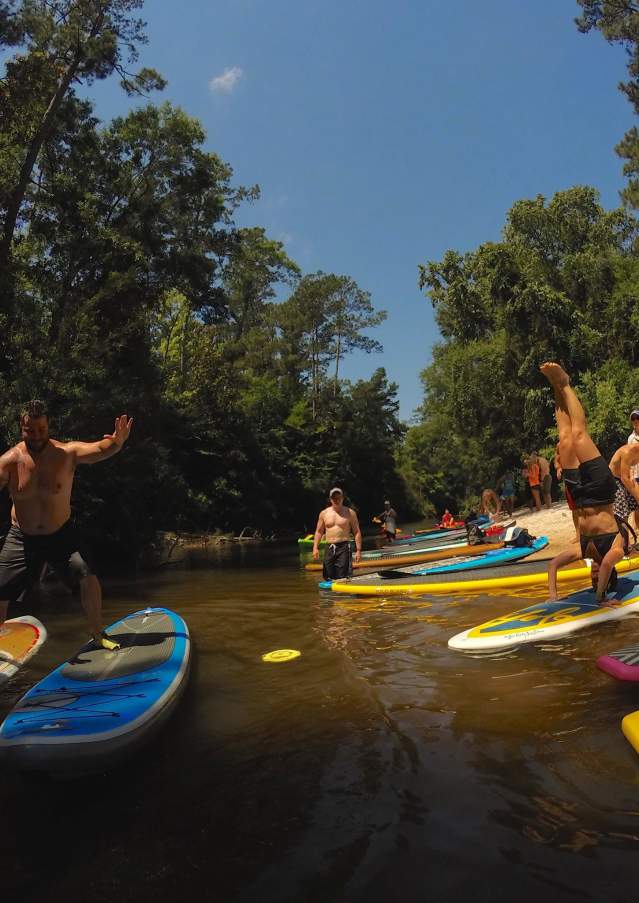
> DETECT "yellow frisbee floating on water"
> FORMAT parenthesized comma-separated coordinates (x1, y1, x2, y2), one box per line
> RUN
(262, 649, 301, 663)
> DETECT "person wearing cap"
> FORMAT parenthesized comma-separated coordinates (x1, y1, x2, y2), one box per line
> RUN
(374, 500, 398, 542)
(312, 488, 362, 579)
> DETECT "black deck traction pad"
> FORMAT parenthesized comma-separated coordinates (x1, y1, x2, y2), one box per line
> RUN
(607, 644, 639, 666)
(61, 612, 176, 682)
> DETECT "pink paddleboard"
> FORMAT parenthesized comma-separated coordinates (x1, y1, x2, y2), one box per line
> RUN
(597, 643, 639, 682)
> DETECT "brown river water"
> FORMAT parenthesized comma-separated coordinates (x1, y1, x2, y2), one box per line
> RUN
(1, 537, 639, 903)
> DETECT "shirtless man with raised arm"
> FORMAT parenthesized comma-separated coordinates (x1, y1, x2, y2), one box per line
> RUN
(541, 364, 623, 606)
(0, 400, 133, 650)
(312, 487, 362, 580)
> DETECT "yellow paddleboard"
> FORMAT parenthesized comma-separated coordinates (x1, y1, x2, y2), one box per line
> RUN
(329, 555, 639, 596)
(621, 711, 639, 755)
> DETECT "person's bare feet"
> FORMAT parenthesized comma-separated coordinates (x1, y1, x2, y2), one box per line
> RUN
(540, 362, 570, 387)
(599, 596, 621, 608)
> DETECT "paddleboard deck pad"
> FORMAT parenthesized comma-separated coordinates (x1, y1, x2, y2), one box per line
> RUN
(448, 570, 639, 652)
(597, 642, 639, 682)
(0, 608, 190, 774)
(0, 616, 46, 686)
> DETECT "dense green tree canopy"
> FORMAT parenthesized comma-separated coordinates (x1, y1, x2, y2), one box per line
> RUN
(576, 1, 639, 207)
(406, 187, 639, 515)
(0, 1, 407, 564)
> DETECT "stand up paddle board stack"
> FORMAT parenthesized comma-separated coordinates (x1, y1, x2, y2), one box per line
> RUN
(0, 607, 190, 774)
(0, 616, 47, 686)
(323, 531, 550, 595)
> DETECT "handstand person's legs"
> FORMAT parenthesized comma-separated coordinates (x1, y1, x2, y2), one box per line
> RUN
(540, 363, 600, 464)
(544, 364, 579, 470)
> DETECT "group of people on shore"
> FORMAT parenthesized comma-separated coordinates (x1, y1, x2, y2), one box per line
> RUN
(480, 453, 553, 518)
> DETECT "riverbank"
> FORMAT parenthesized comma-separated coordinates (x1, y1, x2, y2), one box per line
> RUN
(509, 500, 578, 560)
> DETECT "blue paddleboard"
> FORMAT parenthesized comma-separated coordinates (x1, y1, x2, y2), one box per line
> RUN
(402, 536, 548, 575)
(0, 607, 190, 774)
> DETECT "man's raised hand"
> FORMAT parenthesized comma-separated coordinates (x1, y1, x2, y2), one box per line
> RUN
(105, 414, 134, 448)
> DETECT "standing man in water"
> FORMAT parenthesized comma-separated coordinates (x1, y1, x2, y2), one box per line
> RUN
(313, 487, 362, 580)
(375, 499, 398, 542)
(0, 400, 133, 650)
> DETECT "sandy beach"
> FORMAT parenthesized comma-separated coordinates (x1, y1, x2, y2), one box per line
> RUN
(504, 501, 578, 560)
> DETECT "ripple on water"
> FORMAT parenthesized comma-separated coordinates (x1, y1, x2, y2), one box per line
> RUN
(2, 543, 639, 901)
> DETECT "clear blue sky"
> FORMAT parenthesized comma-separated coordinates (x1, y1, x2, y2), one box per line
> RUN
(84, 0, 630, 419)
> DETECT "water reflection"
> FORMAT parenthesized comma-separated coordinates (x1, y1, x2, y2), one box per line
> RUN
(1, 542, 638, 902)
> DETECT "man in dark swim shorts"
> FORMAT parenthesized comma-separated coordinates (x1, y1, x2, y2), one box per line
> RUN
(312, 487, 362, 580)
(541, 364, 624, 606)
(0, 400, 133, 649)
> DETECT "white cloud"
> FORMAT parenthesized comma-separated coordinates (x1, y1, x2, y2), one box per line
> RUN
(209, 66, 243, 94)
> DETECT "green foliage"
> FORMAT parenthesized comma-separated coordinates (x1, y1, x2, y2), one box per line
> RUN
(576, 1, 639, 207)
(0, 2, 404, 560)
(407, 186, 639, 514)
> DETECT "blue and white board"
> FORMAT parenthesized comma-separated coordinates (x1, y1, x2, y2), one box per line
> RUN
(448, 570, 639, 652)
(395, 536, 548, 576)
(0, 607, 190, 773)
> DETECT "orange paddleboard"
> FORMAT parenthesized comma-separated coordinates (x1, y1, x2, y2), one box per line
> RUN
(305, 542, 504, 572)
(0, 616, 47, 686)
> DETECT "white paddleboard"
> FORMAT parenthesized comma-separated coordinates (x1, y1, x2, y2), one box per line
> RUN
(0, 616, 47, 685)
(448, 569, 639, 652)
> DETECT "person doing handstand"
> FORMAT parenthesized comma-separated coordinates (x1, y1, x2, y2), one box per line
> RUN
(541, 363, 624, 606)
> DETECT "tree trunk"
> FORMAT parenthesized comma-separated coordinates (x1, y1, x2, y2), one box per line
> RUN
(0, 9, 106, 274)
(0, 64, 79, 273)
(333, 329, 342, 397)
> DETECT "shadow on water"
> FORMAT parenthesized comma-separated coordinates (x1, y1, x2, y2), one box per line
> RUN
(1, 540, 639, 902)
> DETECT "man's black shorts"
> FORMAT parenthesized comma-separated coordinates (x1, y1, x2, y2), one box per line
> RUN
(322, 541, 353, 580)
(0, 521, 93, 602)
(562, 456, 616, 508)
